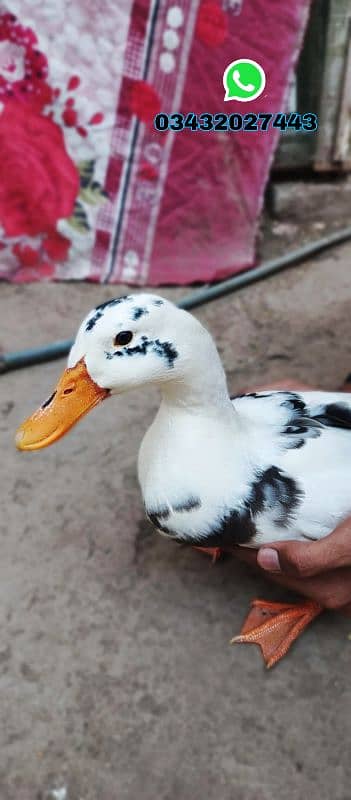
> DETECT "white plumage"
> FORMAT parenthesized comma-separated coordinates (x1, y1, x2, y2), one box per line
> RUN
(63, 293, 351, 550)
(17, 291, 351, 666)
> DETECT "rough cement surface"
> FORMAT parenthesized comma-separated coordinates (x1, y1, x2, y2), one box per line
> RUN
(1, 243, 351, 800)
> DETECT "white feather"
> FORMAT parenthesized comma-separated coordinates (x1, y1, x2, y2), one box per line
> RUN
(70, 294, 351, 547)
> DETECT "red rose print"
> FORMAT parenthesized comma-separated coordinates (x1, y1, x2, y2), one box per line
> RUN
(0, 104, 79, 237)
(0, 12, 53, 112)
(62, 107, 78, 127)
(196, 2, 228, 47)
(130, 80, 161, 124)
(12, 243, 41, 267)
(76, 125, 88, 137)
(43, 230, 71, 261)
(89, 112, 104, 125)
(67, 75, 80, 91)
(13, 262, 55, 283)
(139, 161, 158, 181)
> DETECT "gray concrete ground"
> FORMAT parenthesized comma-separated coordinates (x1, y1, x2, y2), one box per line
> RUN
(1, 242, 351, 800)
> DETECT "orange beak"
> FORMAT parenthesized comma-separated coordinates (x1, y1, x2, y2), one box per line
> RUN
(15, 357, 109, 451)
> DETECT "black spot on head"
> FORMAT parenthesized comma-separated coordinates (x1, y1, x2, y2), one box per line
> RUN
(95, 295, 131, 312)
(86, 296, 131, 331)
(153, 339, 178, 368)
(105, 336, 178, 368)
(153, 299, 164, 306)
(105, 339, 151, 359)
(132, 306, 149, 320)
(86, 310, 103, 331)
(125, 339, 150, 357)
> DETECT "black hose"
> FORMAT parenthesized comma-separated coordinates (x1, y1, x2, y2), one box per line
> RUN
(2, 224, 351, 374)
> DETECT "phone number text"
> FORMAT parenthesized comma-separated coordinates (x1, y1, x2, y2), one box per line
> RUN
(154, 112, 318, 133)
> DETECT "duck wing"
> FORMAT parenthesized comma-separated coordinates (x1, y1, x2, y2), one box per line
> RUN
(228, 390, 351, 545)
(308, 397, 351, 429)
(230, 390, 330, 451)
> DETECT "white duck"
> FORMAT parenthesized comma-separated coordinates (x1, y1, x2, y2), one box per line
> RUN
(16, 293, 351, 667)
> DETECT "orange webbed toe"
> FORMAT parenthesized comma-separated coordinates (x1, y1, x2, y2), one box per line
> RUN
(231, 598, 322, 668)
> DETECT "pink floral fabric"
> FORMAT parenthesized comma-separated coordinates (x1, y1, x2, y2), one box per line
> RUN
(0, 1, 310, 284)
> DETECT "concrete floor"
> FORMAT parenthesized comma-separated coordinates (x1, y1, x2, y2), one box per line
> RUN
(1, 242, 351, 800)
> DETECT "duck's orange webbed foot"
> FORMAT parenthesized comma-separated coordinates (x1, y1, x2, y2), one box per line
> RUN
(193, 546, 223, 564)
(231, 599, 323, 668)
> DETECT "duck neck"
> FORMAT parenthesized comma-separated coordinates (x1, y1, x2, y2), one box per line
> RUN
(159, 353, 233, 417)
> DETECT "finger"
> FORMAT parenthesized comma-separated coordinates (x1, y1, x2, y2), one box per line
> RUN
(231, 546, 258, 568)
(233, 547, 351, 610)
(257, 519, 351, 578)
(257, 566, 351, 611)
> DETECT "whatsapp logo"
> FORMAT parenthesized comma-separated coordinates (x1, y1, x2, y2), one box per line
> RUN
(223, 59, 266, 102)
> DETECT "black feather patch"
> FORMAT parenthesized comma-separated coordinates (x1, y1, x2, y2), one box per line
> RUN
(95, 295, 130, 312)
(232, 391, 275, 399)
(248, 466, 304, 526)
(153, 339, 178, 367)
(275, 393, 323, 449)
(314, 402, 351, 429)
(232, 391, 322, 451)
(146, 505, 171, 534)
(178, 466, 304, 547)
(281, 393, 306, 413)
(173, 497, 201, 512)
(132, 306, 149, 320)
(124, 339, 150, 357)
(85, 296, 131, 331)
(105, 336, 178, 368)
(86, 310, 104, 331)
(146, 498, 201, 536)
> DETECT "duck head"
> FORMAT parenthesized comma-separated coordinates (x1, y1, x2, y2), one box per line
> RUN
(15, 293, 226, 451)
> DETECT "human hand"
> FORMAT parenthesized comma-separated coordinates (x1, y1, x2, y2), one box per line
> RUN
(235, 521, 351, 616)
(234, 379, 351, 616)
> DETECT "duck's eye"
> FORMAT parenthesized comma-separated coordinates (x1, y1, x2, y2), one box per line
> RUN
(114, 330, 133, 347)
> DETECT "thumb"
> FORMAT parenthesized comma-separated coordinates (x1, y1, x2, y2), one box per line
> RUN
(257, 517, 351, 578)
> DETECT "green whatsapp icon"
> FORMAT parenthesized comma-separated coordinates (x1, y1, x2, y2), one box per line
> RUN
(223, 58, 266, 102)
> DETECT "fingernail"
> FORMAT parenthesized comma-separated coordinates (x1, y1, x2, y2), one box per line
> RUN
(257, 548, 281, 572)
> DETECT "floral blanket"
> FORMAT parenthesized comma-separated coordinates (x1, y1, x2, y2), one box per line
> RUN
(0, 1, 310, 284)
